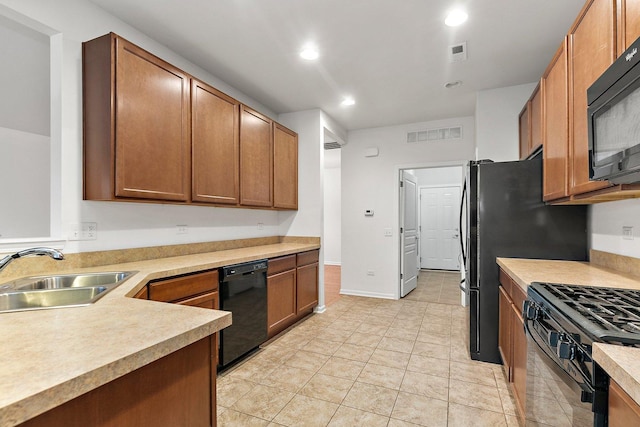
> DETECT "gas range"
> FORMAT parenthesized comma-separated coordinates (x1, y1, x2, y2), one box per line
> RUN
(527, 282, 640, 347)
(523, 282, 640, 426)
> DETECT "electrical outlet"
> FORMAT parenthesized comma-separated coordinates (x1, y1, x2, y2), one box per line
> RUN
(176, 225, 188, 235)
(69, 222, 97, 240)
(623, 226, 634, 240)
(257, 223, 264, 230)
(384, 228, 393, 237)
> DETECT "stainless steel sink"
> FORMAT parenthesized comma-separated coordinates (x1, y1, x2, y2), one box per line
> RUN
(0, 286, 109, 312)
(9, 271, 133, 290)
(0, 271, 136, 313)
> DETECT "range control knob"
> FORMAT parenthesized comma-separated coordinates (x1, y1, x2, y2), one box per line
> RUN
(547, 331, 559, 348)
(557, 339, 576, 360)
(523, 301, 539, 320)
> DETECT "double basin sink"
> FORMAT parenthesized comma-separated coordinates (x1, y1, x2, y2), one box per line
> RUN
(0, 271, 136, 313)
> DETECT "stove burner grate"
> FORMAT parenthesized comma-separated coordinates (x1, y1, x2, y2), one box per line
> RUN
(534, 283, 640, 346)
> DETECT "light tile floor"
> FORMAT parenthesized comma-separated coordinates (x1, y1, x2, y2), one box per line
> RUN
(217, 270, 518, 426)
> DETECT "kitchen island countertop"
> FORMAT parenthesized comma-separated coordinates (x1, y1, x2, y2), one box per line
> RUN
(497, 257, 640, 407)
(0, 241, 319, 426)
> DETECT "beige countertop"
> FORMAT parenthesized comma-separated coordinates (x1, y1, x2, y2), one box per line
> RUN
(0, 241, 319, 426)
(497, 257, 640, 406)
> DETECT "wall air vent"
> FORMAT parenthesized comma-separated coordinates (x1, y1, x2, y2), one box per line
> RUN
(449, 41, 467, 62)
(407, 126, 463, 143)
(324, 141, 342, 150)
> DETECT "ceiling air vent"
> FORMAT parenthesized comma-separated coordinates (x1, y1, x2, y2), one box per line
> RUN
(407, 126, 463, 143)
(324, 141, 342, 150)
(449, 42, 467, 62)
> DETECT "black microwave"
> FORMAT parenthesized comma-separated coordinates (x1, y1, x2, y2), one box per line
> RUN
(588, 37, 640, 184)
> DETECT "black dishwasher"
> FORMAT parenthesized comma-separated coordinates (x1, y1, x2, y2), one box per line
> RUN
(219, 259, 268, 369)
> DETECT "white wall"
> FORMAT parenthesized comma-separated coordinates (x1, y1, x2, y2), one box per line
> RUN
(476, 83, 536, 162)
(323, 148, 341, 265)
(591, 200, 640, 259)
(0, 127, 49, 238)
(0, 0, 325, 254)
(342, 116, 475, 299)
(0, 13, 49, 136)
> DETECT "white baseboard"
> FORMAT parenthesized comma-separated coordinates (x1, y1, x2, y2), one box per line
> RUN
(313, 305, 327, 313)
(339, 289, 397, 300)
(323, 261, 341, 266)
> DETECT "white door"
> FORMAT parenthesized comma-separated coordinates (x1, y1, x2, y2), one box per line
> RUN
(420, 186, 461, 271)
(400, 170, 418, 297)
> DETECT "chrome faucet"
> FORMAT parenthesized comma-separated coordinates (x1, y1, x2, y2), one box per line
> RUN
(0, 247, 64, 273)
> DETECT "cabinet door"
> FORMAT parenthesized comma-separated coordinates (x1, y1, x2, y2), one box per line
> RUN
(609, 379, 640, 427)
(511, 304, 527, 418)
(273, 123, 298, 209)
(619, 0, 640, 54)
(296, 262, 319, 315)
(240, 105, 273, 207)
(518, 103, 531, 160)
(192, 80, 239, 205)
(267, 269, 297, 337)
(530, 84, 542, 155)
(569, 0, 615, 196)
(543, 39, 570, 201)
(498, 286, 512, 380)
(176, 291, 218, 309)
(114, 37, 191, 201)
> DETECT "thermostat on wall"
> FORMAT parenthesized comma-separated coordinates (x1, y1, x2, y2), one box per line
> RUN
(365, 209, 374, 217)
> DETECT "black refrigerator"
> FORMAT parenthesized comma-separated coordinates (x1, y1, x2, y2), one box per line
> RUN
(463, 155, 588, 364)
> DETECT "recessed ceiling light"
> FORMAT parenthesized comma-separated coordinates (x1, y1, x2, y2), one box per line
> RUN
(300, 46, 319, 60)
(445, 9, 468, 27)
(444, 80, 463, 89)
(341, 97, 356, 106)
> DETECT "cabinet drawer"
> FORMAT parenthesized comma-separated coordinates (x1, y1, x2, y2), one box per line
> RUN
(149, 270, 218, 302)
(177, 291, 219, 309)
(499, 268, 513, 299)
(511, 281, 527, 317)
(268, 255, 296, 276)
(297, 250, 319, 267)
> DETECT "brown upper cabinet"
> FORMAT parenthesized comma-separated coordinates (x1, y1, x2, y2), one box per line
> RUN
(568, 0, 616, 196)
(619, 0, 640, 54)
(518, 103, 530, 160)
(83, 33, 191, 202)
(543, 39, 570, 201)
(191, 79, 240, 205)
(273, 123, 299, 209)
(518, 84, 542, 160)
(524, 0, 640, 203)
(240, 106, 274, 207)
(83, 33, 298, 210)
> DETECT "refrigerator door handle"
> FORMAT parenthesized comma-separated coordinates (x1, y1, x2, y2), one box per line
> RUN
(459, 178, 467, 266)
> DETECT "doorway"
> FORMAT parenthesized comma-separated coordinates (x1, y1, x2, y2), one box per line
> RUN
(399, 164, 464, 299)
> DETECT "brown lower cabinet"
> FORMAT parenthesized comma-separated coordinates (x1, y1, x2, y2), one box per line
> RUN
(267, 250, 319, 338)
(145, 270, 220, 367)
(498, 268, 527, 419)
(609, 379, 640, 426)
(19, 336, 217, 427)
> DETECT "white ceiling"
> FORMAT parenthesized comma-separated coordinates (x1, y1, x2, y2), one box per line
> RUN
(88, 0, 585, 131)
